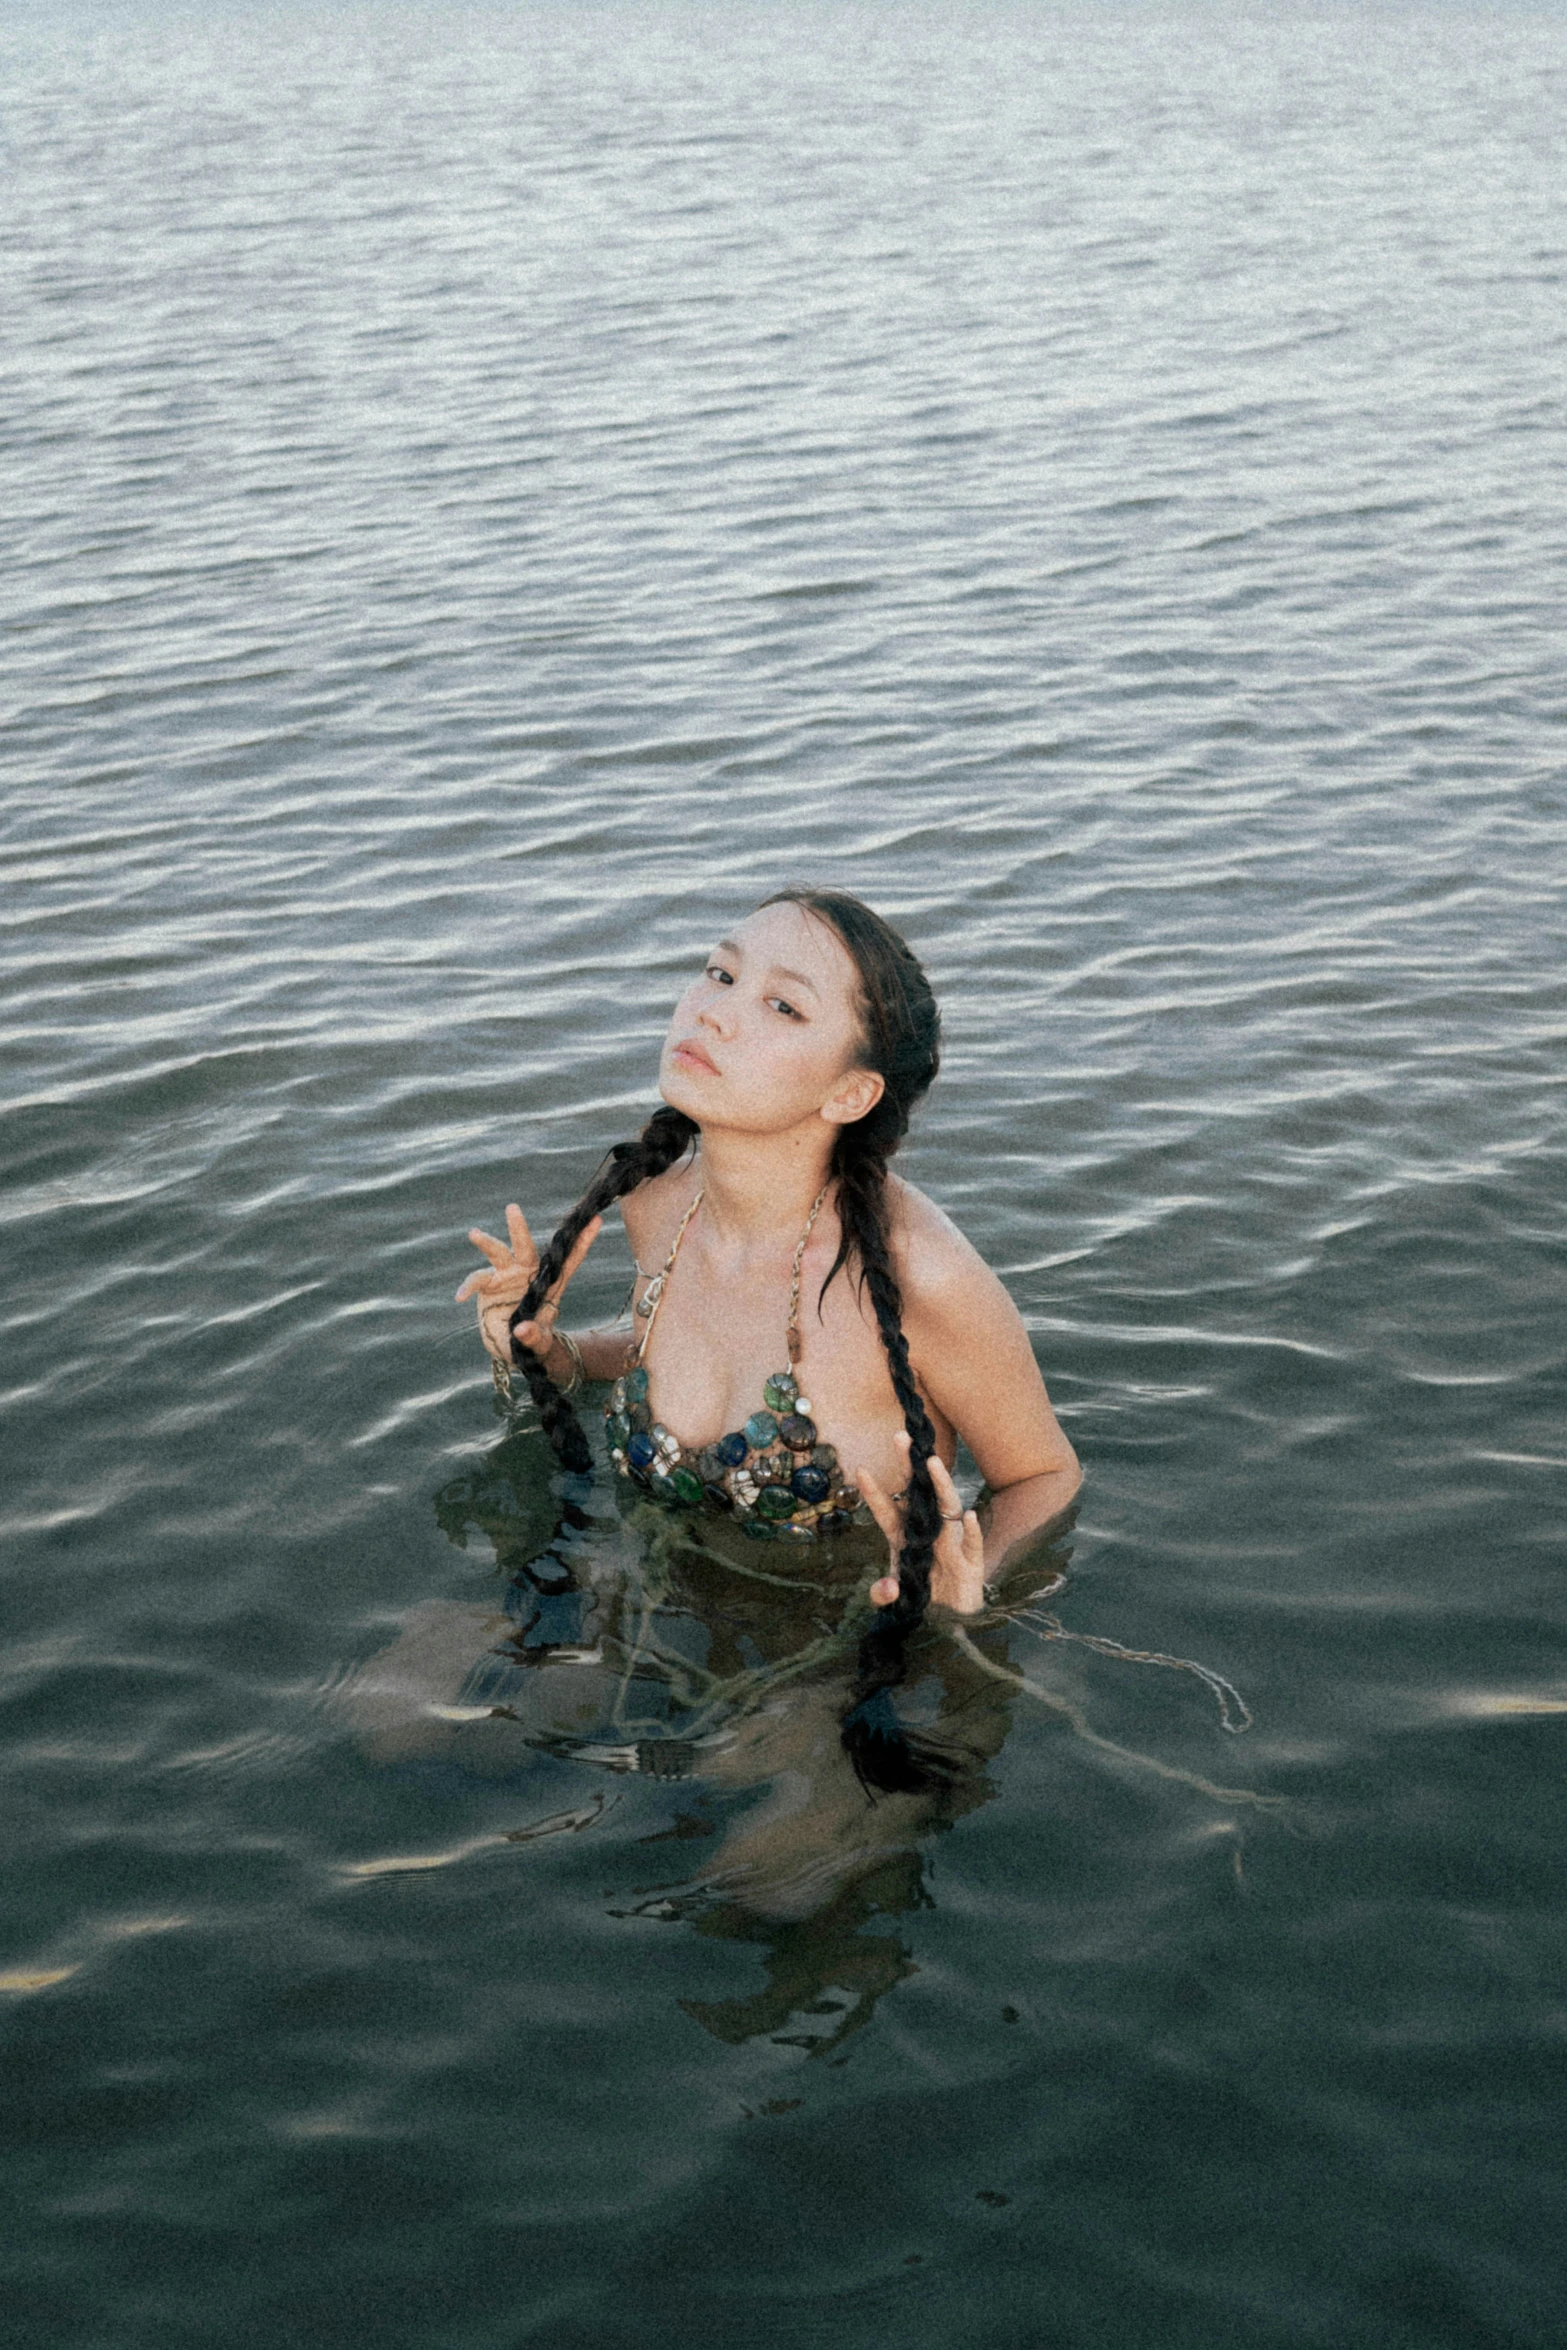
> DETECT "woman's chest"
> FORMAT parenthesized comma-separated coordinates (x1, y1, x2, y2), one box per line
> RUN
(632, 1261, 948, 1493)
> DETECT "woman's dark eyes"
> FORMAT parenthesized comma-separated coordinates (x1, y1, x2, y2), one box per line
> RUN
(703, 965, 800, 1019)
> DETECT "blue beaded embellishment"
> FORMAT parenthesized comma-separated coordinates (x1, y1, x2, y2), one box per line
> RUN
(607, 1367, 860, 1536)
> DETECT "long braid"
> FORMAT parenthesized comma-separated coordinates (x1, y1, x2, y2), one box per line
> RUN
(834, 1132, 955, 1793)
(755, 889, 950, 1796)
(837, 1144, 940, 1622)
(506, 1105, 697, 1473)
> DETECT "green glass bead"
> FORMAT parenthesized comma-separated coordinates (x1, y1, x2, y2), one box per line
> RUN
(605, 1411, 631, 1449)
(743, 1410, 778, 1449)
(624, 1367, 649, 1404)
(762, 1374, 798, 1414)
(669, 1465, 705, 1507)
(755, 1482, 797, 1521)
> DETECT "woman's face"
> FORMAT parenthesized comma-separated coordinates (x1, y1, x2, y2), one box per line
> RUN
(659, 901, 882, 1136)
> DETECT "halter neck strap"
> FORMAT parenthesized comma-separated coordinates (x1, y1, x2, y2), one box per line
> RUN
(785, 1182, 830, 1364)
(630, 1186, 704, 1366)
(628, 1180, 831, 1370)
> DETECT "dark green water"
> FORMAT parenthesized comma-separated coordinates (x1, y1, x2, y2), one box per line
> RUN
(4, 3, 1565, 2344)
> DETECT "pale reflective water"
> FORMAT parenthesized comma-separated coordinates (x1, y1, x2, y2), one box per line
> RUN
(3, 4, 1565, 2345)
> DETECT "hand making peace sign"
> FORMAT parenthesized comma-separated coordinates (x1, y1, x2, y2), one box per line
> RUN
(455, 1204, 603, 1365)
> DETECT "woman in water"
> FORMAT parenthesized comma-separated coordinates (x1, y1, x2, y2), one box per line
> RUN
(456, 888, 1080, 1790)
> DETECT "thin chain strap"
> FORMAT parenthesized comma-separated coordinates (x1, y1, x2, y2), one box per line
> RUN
(629, 1179, 830, 1372)
(630, 1187, 704, 1365)
(785, 1184, 830, 1364)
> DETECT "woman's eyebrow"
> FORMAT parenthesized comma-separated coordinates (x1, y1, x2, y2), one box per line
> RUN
(715, 939, 821, 999)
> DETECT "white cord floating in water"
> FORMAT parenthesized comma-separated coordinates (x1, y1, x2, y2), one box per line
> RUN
(1014, 1609, 1253, 1733)
(949, 1628, 1281, 1812)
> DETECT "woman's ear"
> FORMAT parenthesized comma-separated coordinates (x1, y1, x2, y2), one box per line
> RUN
(822, 1067, 886, 1127)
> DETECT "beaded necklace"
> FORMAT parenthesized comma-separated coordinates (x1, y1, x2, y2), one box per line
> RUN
(603, 1183, 865, 1542)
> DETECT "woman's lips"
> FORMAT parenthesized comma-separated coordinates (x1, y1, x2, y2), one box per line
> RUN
(671, 1039, 719, 1075)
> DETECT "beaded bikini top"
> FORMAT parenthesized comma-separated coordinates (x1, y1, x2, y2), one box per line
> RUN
(603, 1184, 865, 1543)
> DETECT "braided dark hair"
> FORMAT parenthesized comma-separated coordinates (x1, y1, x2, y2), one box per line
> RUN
(505, 1104, 697, 1472)
(511, 890, 946, 1794)
(758, 890, 949, 1796)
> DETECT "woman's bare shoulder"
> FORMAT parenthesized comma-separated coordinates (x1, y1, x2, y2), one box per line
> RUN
(620, 1157, 702, 1257)
(887, 1177, 1067, 1477)
(885, 1175, 1003, 1310)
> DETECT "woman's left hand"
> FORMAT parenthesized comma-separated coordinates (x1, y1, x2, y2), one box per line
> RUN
(857, 1433, 987, 1616)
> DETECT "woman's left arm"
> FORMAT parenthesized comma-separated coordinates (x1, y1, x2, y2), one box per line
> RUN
(901, 1208, 1081, 1582)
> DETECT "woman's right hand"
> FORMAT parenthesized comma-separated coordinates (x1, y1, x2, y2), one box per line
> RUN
(455, 1204, 602, 1364)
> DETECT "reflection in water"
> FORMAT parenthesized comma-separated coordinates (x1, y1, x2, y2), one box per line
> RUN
(679, 1852, 927, 2057)
(346, 1413, 1257, 2048)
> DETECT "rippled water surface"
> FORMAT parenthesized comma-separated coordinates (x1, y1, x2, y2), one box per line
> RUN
(4, 3, 1566, 2344)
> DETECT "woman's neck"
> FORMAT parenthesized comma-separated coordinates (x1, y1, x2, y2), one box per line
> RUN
(688, 1123, 835, 1251)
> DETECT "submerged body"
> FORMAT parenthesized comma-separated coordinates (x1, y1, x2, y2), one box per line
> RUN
(353, 1439, 1069, 1965)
